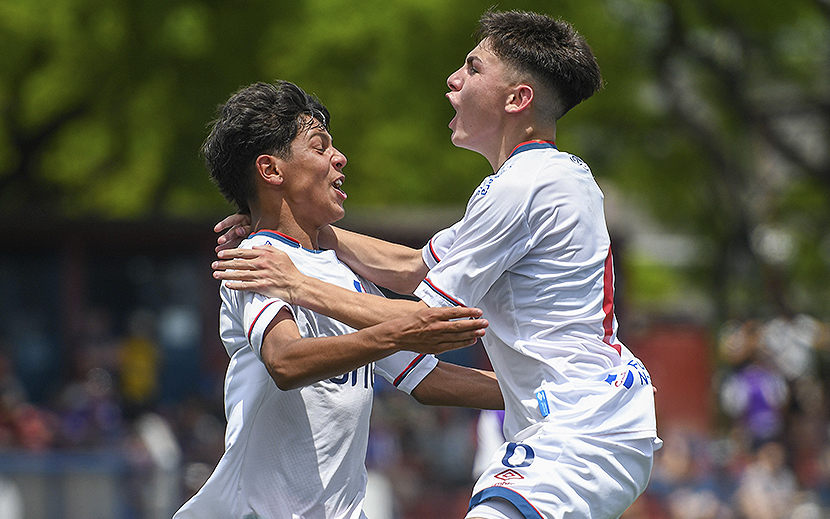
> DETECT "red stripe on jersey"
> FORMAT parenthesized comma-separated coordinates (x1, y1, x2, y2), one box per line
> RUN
(602, 247, 622, 355)
(508, 139, 557, 158)
(393, 354, 426, 386)
(428, 239, 441, 263)
(248, 300, 279, 343)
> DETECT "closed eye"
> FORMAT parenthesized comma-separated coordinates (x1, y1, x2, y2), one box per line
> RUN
(309, 134, 331, 154)
(466, 56, 480, 75)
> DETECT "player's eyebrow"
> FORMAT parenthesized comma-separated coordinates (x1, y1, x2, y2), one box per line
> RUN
(466, 54, 489, 74)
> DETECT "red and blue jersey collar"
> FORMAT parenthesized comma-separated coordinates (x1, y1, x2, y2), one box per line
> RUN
(250, 229, 325, 253)
(508, 140, 557, 160)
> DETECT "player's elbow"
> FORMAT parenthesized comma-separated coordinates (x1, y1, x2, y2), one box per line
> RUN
(264, 357, 304, 391)
(270, 369, 303, 391)
(398, 258, 430, 294)
(261, 330, 309, 390)
(271, 375, 291, 391)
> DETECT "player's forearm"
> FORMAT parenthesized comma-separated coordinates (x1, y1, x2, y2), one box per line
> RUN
(294, 275, 424, 329)
(265, 308, 488, 390)
(326, 226, 428, 294)
(265, 328, 400, 390)
(411, 362, 504, 410)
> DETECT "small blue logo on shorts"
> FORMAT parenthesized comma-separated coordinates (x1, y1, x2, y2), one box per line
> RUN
(535, 390, 550, 417)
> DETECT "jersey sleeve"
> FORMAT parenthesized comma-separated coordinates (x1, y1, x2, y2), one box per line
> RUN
(218, 278, 293, 362)
(414, 171, 533, 308)
(217, 234, 298, 361)
(244, 292, 293, 361)
(422, 220, 462, 269)
(374, 352, 439, 394)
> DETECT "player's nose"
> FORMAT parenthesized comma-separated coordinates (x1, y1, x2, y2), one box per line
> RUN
(332, 147, 347, 171)
(447, 67, 463, 92)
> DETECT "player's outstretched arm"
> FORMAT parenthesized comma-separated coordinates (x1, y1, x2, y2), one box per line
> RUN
(213, 214, 426, 294)
(412, 361, 503, 410)
(215, 244, 432, 330)
(262, 307, 488, 390)
(319, 226, 428, 295)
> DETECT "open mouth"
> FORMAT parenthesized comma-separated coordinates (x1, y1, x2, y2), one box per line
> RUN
(332, 178, 346, 197)
(446, 96, 458, 129)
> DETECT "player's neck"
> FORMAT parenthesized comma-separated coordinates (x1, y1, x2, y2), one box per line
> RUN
(250, 205, 318, 250)
(491, 123, 557, 171)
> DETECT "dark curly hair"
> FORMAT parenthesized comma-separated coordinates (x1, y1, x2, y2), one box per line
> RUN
(202, 81, 330, 214)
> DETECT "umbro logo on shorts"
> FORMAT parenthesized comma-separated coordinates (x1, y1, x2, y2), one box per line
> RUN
(494, 469, 525, 481)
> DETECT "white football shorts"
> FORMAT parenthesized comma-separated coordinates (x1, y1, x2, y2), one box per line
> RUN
(466, 427, 655, 519)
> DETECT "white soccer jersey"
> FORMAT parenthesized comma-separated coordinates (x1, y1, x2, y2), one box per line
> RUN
(175, 230, 438, 519)
(414, 141, 657, 442)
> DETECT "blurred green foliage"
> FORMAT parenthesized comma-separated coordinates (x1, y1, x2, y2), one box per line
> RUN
(0, 0, 828, 319)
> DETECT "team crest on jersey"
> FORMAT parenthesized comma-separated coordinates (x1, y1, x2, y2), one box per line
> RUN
(605, 369, 635, 389)
(604, 359, 651, 389)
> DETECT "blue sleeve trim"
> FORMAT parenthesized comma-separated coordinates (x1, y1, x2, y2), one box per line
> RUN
(422, 278, 465, 307)
(468, 487, 544, 519)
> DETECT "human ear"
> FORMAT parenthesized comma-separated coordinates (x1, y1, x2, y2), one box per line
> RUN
(255, 155, 283, 186)
(505, 84, 533, 114)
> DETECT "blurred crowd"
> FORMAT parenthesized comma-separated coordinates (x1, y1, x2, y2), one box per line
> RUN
(0, 307, 226, 517)
(635, 313, 830, 519)
(1, 308, 829, 519)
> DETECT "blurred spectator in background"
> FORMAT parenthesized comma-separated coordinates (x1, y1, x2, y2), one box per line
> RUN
(734, 441, 796, 519)
(760, 313, 824, 384)
(55, 368, 123, 448)
(645, 430, 735, 519)
(760, 312, 830, 496)
(119, 309, 160, 416)
(0, 475, 23, 519)
(718, 320, 790, 447)
(0, 340, 56, 452)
